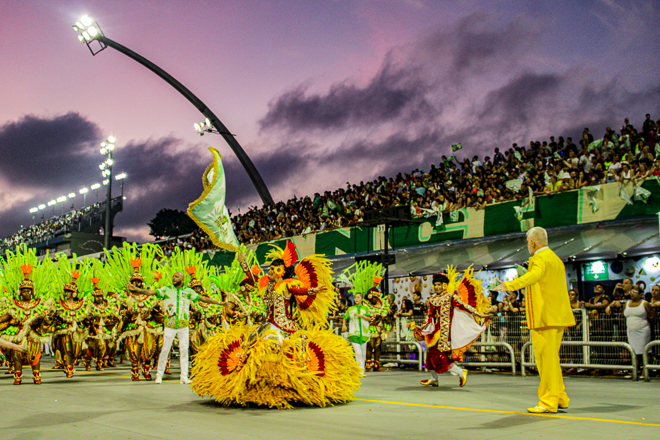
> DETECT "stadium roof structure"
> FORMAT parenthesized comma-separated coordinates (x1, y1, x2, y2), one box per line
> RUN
(327, 216, 659, 277)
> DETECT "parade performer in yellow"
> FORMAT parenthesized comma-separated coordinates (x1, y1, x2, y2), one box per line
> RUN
(102, 243, 166, 381)
(419, 268, 490, 388)
(192, 240, 361, 408)
(0, 244, 55, 385)
(494, 227, 575, 413)
(82, 264, 120, 371)
(50, 254, 92, 378)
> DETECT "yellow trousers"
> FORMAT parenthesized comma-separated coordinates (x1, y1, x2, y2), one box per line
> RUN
(531, 327, 569, 412)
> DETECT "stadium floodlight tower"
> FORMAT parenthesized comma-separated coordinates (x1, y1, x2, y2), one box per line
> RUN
(79, 187, 89, 207)
(99, 136, 115, 249)
(115, 172, 127, 197)
(72, 16, 274, 207)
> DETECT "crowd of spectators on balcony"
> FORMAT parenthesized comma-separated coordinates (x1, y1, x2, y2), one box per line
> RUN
(230, 114, 659, 245)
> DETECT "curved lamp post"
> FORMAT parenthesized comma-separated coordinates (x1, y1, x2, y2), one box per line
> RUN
(72, 16, 274, 206)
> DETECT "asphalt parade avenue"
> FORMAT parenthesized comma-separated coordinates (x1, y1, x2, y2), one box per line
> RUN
(0, 357, 658, 440)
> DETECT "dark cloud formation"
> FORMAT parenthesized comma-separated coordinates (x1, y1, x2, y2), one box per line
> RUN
(259, 57, 435, 132)
(0, 113, 103, 187)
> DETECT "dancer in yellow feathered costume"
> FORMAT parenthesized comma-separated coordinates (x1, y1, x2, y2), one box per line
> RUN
(192, 240, 361, 409)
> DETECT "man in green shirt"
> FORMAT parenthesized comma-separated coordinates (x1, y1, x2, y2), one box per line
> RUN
(342, 293, 371, 376)
(127, 272, 223, 384)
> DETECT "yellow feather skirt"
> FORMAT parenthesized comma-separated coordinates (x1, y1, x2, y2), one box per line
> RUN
(191, 325, 361, 409)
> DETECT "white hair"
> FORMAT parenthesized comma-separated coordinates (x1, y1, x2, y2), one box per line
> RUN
(526, 227, 548, 246)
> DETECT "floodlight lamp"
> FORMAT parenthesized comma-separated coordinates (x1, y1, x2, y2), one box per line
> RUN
(81, 16, 93, 27)
(68, 193, 76, 198)
(106, 158, 114, 166)
(108, 136, 116, 143)
(107, 144, 115, 151)
(205, 118, 211, 127)
(78, 35, 85, 42)
(38, 204, 46, 210)
(30, 208, 38, 213)
(103, 179, 109, 185)
(56, 196, 67, 203)
(99, 163, 105, 170)
(82, 31, 91, 41)
(80, 188, 88, 194)
(48, 200, 56, 206)
(100, 142, 107, 147)
(194, 123, 200, 131)
(100, 148, 107, 155)
(91, 183, 101, 190)
(88, 26, 98, 38)
(75, 21, 84, 30)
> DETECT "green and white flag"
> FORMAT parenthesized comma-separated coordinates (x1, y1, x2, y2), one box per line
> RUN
(187, 147, 240, 252)
(451, 143, 463, 152)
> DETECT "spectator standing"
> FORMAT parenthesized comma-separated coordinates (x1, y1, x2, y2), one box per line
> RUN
(607, 286, 657, 376)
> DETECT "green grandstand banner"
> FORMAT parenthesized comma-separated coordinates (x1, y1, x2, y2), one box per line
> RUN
(201, 179, 660, 266)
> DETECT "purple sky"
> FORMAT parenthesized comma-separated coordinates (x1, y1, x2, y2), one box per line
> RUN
(1, 0, 659, 242)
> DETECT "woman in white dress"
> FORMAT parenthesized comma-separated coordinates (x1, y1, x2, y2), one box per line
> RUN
(607, 285, 657, 373)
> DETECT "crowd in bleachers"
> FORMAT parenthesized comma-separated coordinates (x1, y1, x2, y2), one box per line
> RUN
(231, 114, 660, 245)
(0, 203, 106, 251)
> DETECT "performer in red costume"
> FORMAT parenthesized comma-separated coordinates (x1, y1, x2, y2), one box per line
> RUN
(420, 269, 490, 388)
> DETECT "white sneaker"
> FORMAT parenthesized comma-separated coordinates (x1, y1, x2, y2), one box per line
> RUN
(180, 378, 192, 384)
(155, 376, 162, 384)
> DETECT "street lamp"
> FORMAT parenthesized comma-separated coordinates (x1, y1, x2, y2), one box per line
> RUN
(72, 15, 273, 206)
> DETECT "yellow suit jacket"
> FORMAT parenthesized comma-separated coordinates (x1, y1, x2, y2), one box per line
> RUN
(504, 248, 576, 330)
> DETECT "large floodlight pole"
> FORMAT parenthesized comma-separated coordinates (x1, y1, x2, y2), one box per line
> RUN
(73, 17, 274, 206)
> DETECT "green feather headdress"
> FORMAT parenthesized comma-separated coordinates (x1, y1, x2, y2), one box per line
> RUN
(48, 253, 94, 301)
(0, 244, 54, 299)
(342, 261, 385, 296)
(101, 242, 165, 293)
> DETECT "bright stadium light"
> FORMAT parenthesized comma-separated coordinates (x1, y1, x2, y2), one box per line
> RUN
(115, 173, 127, 180)
(68, 193, 76, 198)
(72, 15, 107, 55)
(29, 207, 38, 213)
(38, 204, 46, 210)
(106, 158, 114, 166)
(91, 183, 101, 190)
(80, 188, 88, 194)
(47, 200, 56, 206)
(56, 196, 67, 203)
(100, 147, 107, 155)
(103, 179, 109, 185)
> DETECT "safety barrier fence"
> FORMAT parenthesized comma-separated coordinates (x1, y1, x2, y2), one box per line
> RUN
(521, 340, 639, 381)
(643, 341, 660, 382)
(332, 306, 659, 379)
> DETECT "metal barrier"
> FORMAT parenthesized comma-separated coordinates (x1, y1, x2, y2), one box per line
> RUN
(643, 340, 660, 382)
(381, 340, 425, 371)
(521, 340, 639, 381)
(458, 342, 517, 375)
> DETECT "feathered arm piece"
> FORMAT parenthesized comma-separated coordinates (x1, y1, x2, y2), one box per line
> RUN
(292, 254, 336, 328)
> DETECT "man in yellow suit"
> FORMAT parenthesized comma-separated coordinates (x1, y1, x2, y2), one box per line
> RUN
(494, 227, 575, 413)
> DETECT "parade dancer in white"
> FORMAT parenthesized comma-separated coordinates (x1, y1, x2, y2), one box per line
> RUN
(127, 272, 224, 384)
